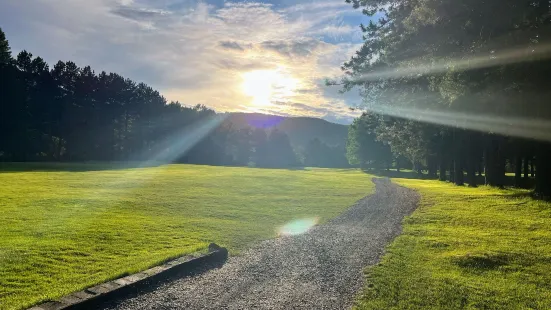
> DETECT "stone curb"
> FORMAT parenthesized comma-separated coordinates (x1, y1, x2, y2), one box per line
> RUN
(29, 243, 228, 310)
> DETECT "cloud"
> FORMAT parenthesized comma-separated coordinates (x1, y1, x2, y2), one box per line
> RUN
(252, 100, 361, 124)
(0, 0, 365, 123)
(260, 39, 330, 58)
(111, 6, 170, 21)
(309, 24, 360, 40)
(213, 58, 271, 71)
(281, 1, 352, 14)
(218, 41, 251, 51)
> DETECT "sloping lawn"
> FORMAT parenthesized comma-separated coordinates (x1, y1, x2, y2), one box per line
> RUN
(0, 164, 374, 310)
(356, 179, 551, 309)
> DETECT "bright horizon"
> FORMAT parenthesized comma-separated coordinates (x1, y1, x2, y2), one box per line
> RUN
(0, 0, 371, 124)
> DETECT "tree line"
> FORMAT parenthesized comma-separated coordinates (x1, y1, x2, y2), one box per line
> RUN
(0, 28, 351, 169)
(342, 0, 551, 197)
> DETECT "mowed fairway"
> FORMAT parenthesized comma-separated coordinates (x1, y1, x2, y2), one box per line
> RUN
(0, 164, 374, 310)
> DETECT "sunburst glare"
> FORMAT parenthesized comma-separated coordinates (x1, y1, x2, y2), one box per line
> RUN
(241, 69, 299, 106)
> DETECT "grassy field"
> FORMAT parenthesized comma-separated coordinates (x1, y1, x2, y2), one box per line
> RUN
(356, 179, 551, 309)
(0, 163, 375, 310)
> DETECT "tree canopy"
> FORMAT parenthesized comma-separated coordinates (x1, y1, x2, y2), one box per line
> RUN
(0, 28, 310, 169)
(342, 0, 551, 196)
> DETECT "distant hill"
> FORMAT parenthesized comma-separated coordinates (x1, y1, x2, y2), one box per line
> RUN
(224, 113, 349, 148)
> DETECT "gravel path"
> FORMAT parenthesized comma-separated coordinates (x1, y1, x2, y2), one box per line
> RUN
(104, 178, 419, 310)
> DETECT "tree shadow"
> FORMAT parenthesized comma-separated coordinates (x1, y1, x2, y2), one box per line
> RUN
(363, 169, 438, 180)
(286, 167, 306, 171)
(0, 162, 164, 173)
(364, 169, 537, 190)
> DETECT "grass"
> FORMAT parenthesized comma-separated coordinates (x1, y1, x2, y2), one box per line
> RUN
(0, 163, 375, 310)
(356, 178, 551, 309)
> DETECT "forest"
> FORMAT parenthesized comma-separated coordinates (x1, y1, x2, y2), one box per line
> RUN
(343, 0, 551, 197)
(0, 28, 349, 169)
(4, 0, 551, 198)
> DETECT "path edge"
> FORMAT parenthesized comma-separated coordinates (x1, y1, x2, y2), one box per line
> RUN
(28, 243, 228, 310)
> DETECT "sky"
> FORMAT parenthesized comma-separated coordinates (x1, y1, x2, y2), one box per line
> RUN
(0, 0, 371, 124)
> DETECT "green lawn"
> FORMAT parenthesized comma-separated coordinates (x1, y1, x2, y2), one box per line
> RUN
(0, 163, 374, 310)
(356, 179, 551, 309)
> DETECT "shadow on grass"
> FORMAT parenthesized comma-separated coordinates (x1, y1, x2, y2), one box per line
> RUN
(286, 167, 306, 171)
(0, 162, 165, 173)
(364, 169, 536, 190)
(362, 169, 438, 180)
(1, 162, 312, 173)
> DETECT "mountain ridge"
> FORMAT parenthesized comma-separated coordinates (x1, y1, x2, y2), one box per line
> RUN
(224, 112, 349, 148)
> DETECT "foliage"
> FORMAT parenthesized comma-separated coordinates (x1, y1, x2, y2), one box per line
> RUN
(304, 138, 349, 168)
(257, 129, 298, 168)
(0, 28, 313, 169)
(225, 113, 349, 148)
(0, 163, 375, 310)
(342, 0, 551, 194)
(356, 179, 551, 309)
(0, 28, 11, 64)
(346, 113, 392, 169)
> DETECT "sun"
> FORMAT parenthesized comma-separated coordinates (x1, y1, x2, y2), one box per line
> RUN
(241, 69, 299, 106)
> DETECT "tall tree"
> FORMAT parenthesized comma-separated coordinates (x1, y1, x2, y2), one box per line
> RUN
(0, 28, 348, 171)
(0, 28, 11, 64)
(258, 129, 297, 168)
(341, 0, 551, 194)
(346, 113, 392, 170)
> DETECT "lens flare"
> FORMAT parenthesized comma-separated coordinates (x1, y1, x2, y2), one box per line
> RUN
(344, 44, 551, 142)
(278, 217, 319, 236)
(352, 43, 551, 83)
(363, 100, 551, 142)
(53, 114, 228, 223)
(137, 114, 227, 166)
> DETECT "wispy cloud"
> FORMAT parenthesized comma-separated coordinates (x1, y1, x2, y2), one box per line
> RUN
(260, 39, 330, 58)
(0, 0, 365, 124)
(218, 41, 250, 51)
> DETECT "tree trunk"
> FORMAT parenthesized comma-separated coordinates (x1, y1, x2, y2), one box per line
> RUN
(524, 157, 529, 179)
(484, 135, 505, 187)
(515, 154, 522, 187)
(439, 153, 447, 181)
(427, 156, 437, 177)
(453, 130, 464, 186)
(111, 123, 117, 160)
(478, 159, 483, 177)
(124, 111, 129, 159)
(531, 160, 535, 177)
(454, 157, 464, 186)
(413, 161, 422, 175)
(466, 151, 477, 187)
(439, 135, 447, 181)
(484, 147, 490, 185)
(449, 157, 455, 183)
(56, 137, 63, 160)
(467, 159, 476, 187)
(396, 157, 401, 172)
(465, 133, 477, 187)
(535, 143, 551, 198)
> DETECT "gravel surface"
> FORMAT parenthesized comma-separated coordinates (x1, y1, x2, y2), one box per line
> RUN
(103, 178, 419, 310)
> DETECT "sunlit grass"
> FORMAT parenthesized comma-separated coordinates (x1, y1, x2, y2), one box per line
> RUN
(356, 179, 551, 309)
(0, 164, 375, 310)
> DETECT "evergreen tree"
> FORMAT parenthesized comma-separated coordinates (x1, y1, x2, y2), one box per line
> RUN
(0, 28, 12, 64)
(341, 0, 551, 195)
